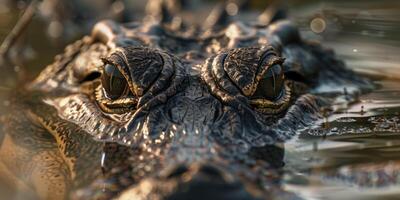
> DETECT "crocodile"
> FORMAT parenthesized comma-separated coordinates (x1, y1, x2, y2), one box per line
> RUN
(0, 1, 372, 200)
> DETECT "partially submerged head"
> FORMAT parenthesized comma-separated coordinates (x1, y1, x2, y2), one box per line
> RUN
(29, 9, 371, 198)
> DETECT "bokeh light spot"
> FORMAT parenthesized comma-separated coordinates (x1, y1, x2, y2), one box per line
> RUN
(310, 17, 326, 34)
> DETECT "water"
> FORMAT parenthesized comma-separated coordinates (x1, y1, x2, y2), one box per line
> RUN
(0, 0, 400, 199)
(283, 79, 400, 200)
(282, 1, 400, 199)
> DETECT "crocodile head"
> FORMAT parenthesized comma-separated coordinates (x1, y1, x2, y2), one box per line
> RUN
(14, 7, 372, 200)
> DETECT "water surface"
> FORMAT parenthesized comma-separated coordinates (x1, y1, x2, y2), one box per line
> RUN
(283, 1, 400, 199)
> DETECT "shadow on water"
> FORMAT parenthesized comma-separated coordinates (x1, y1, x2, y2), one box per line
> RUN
(0, 0, 400, 199)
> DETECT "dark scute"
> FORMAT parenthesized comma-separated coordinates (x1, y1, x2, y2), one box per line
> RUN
(101, 64, 128, 100)
(269, 20, 301, 45)
(122, 47, 164, 94)
(223, 47, 263, 92)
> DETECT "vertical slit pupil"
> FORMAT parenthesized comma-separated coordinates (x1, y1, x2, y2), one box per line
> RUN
(101, 64, 128, 100)
(253, 64, 284, 100)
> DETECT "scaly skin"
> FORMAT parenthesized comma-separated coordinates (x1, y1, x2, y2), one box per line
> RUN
(0, 2, 372, 200)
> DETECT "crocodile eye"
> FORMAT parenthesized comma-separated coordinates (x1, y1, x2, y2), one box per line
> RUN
(101, 63, 129, 100)
(253, 64, 284, 100)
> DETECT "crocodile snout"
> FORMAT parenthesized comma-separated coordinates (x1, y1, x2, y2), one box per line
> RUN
(118, 163, 262, 200)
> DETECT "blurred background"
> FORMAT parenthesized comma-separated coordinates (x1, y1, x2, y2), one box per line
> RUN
(0, 0, 399, 83)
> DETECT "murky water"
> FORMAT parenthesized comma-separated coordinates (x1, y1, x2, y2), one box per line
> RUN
(283, 1, 400, 199)
(0, 0, 399, 199)
(283, 78, 400, 200)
